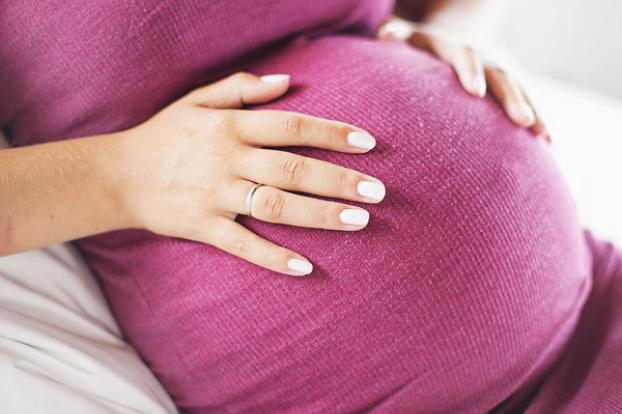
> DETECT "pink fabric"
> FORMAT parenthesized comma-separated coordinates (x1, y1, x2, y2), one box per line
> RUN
(524, 233, 622, 413)
(1, 1, 621, 413)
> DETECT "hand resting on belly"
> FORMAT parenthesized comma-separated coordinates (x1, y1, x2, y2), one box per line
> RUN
(78, 36, 591, 413)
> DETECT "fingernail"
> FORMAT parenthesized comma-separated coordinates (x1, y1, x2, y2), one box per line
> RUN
(260, 74, 290, 83)
(379, 19, 414, 40)
(357, 181, 386, 201)
(521, 104, 536, 124)
(538, 132, 552, 144)
(287, 258, 313, 275)
(347, 131, 376, 150)
(339, 208, 370, 226)
(474, 73, 486, 97)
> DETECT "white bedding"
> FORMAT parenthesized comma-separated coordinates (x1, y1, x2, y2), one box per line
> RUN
(0, 245, 177, 413)
(0, 72, 620, 414)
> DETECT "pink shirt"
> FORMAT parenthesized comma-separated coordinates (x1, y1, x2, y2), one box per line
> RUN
(1, 1, 621, 413)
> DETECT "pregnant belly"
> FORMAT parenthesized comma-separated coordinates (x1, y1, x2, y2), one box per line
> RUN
(79, 36, 592, 413)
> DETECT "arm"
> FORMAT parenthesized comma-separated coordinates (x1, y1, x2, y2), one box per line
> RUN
(0, 73, 386, 276)
(0, 134, 130, 255)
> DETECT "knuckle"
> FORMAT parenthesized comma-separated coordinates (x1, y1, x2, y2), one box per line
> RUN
(207, 109, 236, 132)
(285, 115, 303, 136)
(336, 169, 351, 194)
(231, 236, 248, 255)
(281, 155, 305, 185)
(465, 44, 476, 56)
(490, 65, 507, 79)
(182, 87, 201, 103)
(192, 217, 216, 242)
(230, 71, 254, 83)
(262, 189, 286, 219)
(329, 124, 349, 145)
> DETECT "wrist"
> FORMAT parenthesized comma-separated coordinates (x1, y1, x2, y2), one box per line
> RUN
(94, 130, 144, 232)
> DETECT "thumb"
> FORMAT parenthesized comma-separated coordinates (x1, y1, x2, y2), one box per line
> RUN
(183, 72, 290, 109)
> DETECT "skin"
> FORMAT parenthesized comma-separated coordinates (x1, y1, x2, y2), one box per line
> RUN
(0, 0, 546, 277)
(387, 0, 550, 141)
(0, 73, 385, 276)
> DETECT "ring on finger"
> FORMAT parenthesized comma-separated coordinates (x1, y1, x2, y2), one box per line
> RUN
(245, 182, 265, 218)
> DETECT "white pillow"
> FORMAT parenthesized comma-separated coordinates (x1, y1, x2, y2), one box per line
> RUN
(0, 243, 177, 414)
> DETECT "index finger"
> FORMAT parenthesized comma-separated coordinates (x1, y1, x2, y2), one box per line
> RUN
(231, 110, 377, 153)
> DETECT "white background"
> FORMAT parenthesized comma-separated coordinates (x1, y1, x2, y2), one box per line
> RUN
(502, 0, 622, 99)
(497, 0, 622, 244)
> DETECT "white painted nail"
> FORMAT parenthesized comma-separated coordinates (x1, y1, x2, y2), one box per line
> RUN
(347, 131, 376, 150)
(260, 74, 290, 83)
(379, 19, 415, 40)
(339, 208, 370, 226)
(287, 258, 313, 275)
(475, 73, 487, 97)
(521, 104, 536, 124)
(357, 181, 386, 201)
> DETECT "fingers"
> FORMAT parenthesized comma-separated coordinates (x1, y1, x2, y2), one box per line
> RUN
(228, 181, 370, 230)
(183, 72, 290, 109)
(205, 217, 314, 276)
(409, 31, 486, 98)
(522, 90, 551, 143)
(403, 27, 548, 140)
(453, 48, 486, 97)
(238, 149, 386, 203)
(231, 110, 377, 154)
(484, 65, 549, 141)
(414, 32, 547, 140)
(485, 66, 537, 128)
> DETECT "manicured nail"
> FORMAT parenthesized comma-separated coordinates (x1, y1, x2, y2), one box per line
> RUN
(357, 181, 386, 201)
(474, 73, 486, 97)
(347, 131, 376, 150)
(521, 104, 536, 124)
(379, 19, 414, 40)
(538, 132, 552, 144)
(339, 208, 370, 226)
(260, 74, 290, 83)
(287, 258, 313, 275)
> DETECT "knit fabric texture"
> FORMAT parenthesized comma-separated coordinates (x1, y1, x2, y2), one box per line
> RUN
(1, 1, 621, 413)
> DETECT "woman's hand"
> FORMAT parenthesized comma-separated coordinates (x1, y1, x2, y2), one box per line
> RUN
(377, 17, 549, 142)
(118, 72, 386, 276)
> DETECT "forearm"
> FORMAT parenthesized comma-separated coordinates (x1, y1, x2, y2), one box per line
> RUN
(0, 133, 131, 255)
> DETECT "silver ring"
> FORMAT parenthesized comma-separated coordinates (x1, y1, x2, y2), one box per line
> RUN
(245, 183, 264, 217)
